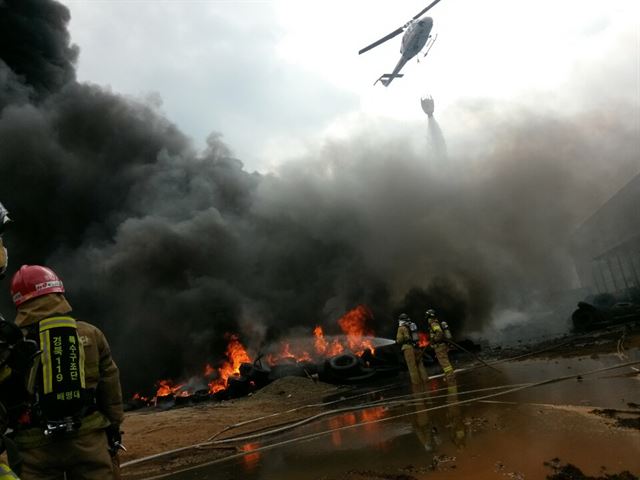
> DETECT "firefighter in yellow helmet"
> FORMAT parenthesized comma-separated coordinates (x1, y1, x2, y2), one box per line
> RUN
(8, 265, 124, 480)
(396, 313, 429, 388)
(425, 309, 455, 380)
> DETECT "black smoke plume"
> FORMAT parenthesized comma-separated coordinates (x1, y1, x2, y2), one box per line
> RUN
(1, 0, 638, 392)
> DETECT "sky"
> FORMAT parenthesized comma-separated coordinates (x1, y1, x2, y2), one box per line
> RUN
(58, 0, 640, 173)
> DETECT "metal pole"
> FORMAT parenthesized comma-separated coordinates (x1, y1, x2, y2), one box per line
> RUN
(597, 259, 610, 293)
(615, 252, 632, 300)
(605, 256, 620, 292)
(627, 246, 640, 290)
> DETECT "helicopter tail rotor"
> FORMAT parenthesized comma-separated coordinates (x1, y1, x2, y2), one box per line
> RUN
(374, 73, 404, 87)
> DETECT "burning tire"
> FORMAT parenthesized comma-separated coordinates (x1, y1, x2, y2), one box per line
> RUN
(324, 353, 365, 381)
(240, 362, 271, 388)
(227, 375, 251, 398)
(269, 363, 307, 381)
(329, 353, 359, 371)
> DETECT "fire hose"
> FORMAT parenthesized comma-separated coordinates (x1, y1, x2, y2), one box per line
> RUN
(121, 359, 640, 472)
(444, 338, 502, 373)
(136, 359, 640, 479)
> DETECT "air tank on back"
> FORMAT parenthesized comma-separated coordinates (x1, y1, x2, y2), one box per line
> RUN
(421, 95, 434, 117)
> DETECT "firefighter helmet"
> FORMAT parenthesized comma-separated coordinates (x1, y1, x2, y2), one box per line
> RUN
(425, 309, 436, 318)
(10, 265, 65, 307)
(398, 313, 410, 322)
(0, 202, 9, 235)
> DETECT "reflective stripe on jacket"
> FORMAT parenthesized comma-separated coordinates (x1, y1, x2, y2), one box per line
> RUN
(0, 462, 19, 479)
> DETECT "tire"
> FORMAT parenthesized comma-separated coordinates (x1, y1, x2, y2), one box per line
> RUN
(325, 353, 364, 380)
(341, 369, 377, 384)
(239, 362, 255, 378)
(328, 353, 359, 371)
(227, 375, 250, 398)
(268, 364, 307, 381)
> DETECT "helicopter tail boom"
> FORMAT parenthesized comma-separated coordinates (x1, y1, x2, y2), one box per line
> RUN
(374, 73, 404, 87)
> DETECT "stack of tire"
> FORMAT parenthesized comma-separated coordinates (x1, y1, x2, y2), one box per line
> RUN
(222, 362, 272, 399)
(321, 347, 400, 384)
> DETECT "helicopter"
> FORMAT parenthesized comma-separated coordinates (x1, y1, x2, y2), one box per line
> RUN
(359, 0, 443, 87)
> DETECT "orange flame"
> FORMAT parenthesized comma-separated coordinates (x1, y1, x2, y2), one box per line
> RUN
(208, 334, 251, 394)
(146, 305, 380, 401)
(314, 326, 328, 352)
(418, 332, 429, 348)
(313, 326, 346, 357)
(155, 379, 187, 398)
(132, 392, 150, 404)
(338, 305, 375, 354)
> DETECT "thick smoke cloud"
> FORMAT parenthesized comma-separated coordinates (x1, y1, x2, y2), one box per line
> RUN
(0, 0, 77, 102)
(1, 0, 638, 391)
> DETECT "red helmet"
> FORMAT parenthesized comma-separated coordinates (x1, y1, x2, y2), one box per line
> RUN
(10, 265, 65, 307)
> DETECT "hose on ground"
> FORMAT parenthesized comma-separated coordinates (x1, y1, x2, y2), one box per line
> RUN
(141, 359, 640, 479)
(122, 358, 638, 470)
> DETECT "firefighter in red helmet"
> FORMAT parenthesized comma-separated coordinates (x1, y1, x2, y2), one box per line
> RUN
(8, 265, 124, 480)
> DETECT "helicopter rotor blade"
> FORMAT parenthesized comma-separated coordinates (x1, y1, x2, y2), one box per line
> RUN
(358, 26, 404, 55)
(412, 0, 444, 20)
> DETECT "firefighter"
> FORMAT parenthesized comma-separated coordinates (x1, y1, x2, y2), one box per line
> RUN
(0, 202, 9, 279)
(8, 265, 124, 480)
(396, 313, 429, 388)
(0, 202, 23, 479)
(425, 309, 455, 380)
(0, 321, 25, 480)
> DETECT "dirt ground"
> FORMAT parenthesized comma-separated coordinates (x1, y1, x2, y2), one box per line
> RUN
(120, 377, 347, 479)
(116, 326, 639, 479)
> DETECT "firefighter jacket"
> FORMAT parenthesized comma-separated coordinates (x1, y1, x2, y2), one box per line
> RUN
(0, 463, 18, 479)
(428, 318, 445, 344)
(12, 294, 124, 449)
(396, 322, 417, 351)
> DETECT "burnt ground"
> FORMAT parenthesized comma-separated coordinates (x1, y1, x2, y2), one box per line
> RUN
(116, 324, 640, 480)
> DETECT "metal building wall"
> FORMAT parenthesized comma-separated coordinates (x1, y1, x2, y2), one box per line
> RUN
(572, 173, 640, 297)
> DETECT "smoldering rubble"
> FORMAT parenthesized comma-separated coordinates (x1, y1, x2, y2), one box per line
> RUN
(0, 0, 638, 391)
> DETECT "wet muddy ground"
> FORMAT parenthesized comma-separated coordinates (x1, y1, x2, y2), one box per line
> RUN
(158, 350, 640, 480)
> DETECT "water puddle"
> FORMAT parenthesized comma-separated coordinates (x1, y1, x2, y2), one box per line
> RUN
(169, 352, 640, 479)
